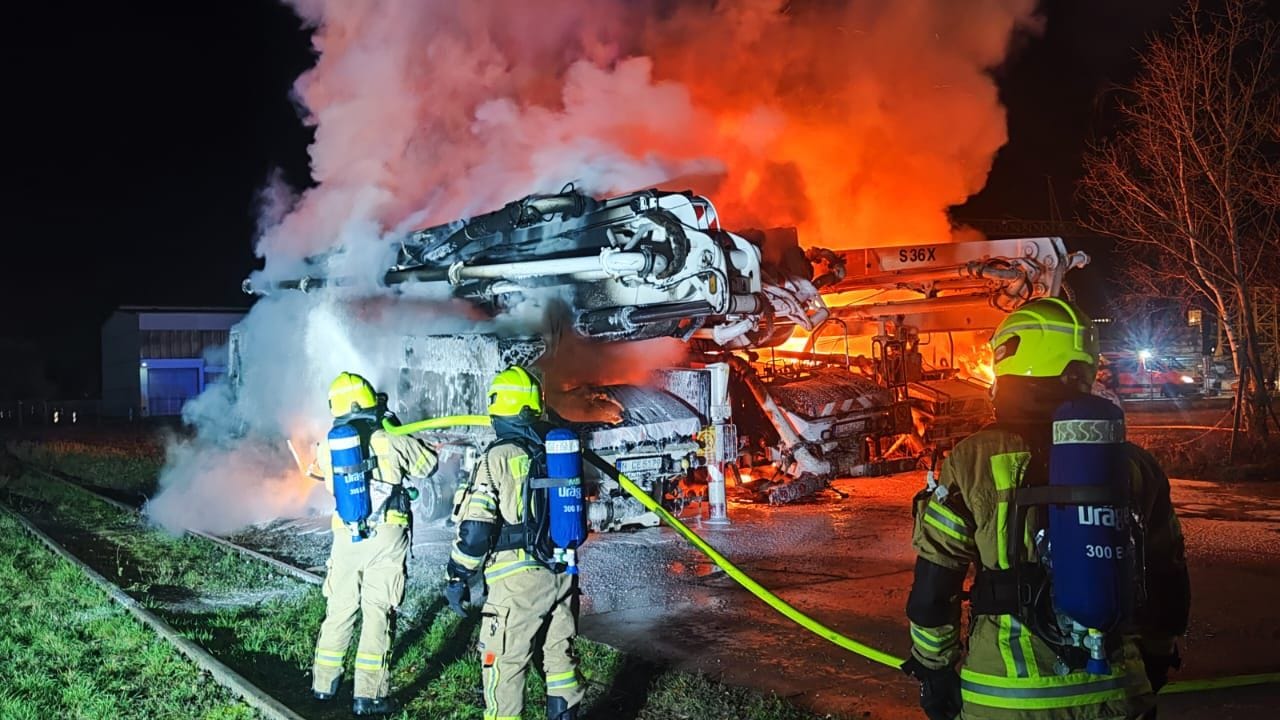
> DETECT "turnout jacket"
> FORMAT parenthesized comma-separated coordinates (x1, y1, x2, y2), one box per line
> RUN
(449, 441, 544, 584)
(907, 427, 1189, 719)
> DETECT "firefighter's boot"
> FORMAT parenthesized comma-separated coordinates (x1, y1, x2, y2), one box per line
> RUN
(352, 696, 397, 716)
(548, 695, 578, 720)
(312, 675, 338, 702)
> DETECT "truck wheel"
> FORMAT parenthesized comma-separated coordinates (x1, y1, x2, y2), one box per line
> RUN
(414, 477, 453, 521)
(413, 456, 463, 522)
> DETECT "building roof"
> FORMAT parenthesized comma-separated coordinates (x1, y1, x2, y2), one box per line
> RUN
(105, 306, 247, 333)
(117, 305, 250, 314)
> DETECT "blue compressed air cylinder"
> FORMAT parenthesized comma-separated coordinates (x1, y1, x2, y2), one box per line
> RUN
(1048, 393, 1131, 674)
(328, 423, 371, 541)
(545, 428, 586, 573)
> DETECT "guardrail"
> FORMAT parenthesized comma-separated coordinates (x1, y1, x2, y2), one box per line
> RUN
(0, 400, 104, 427)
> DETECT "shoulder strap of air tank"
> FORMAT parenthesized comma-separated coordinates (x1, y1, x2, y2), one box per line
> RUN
(969, 424, 1049, 618)
(483, 437, 537, 552)
(493, 522, 527, 552)
(486, 439, 527, 552)
(484, 436, 536, 458)
(342, 416, 379, 447)
(492, 436, 550, 477)
(484, 437, 516, 453)
(989, 421, 1051, 581)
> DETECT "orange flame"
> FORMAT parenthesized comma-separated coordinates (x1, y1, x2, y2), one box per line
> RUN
(265, 1, 1044, 262)
(952, 336, 995, 385)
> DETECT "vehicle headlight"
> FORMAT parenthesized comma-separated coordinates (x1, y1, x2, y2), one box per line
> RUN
(1181, 375, 1195, 383)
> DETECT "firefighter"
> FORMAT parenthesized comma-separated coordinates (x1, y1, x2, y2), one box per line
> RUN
(903, 298, 1190, 720)
(310, 372, 437, 716)
(445, 365, 584, 720)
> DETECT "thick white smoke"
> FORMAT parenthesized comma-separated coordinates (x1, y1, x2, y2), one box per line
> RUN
(146, 287, 497, 533)
(147, 0, 1041, 533)
(260, 0, 1041, 271)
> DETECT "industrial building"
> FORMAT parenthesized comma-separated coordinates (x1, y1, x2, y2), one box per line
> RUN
(100, 307, 246, 418)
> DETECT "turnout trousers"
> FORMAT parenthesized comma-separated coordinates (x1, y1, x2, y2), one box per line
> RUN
(478, 566, 583, 719)
(311, 522, 408, 699)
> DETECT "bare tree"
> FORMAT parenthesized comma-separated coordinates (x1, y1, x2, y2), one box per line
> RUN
(1079, 0, 1280, 455)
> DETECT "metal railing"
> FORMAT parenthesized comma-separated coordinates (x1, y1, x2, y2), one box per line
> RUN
(0, 400, 104, 427)
(0, 395, 195, 426)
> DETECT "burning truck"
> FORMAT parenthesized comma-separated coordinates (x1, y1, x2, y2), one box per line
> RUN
(239, 188, 1087, 528)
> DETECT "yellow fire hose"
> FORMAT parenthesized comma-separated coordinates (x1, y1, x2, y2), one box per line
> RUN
(1160, 672, 1280, 694)
(584, 450, 1280, 695)
(582, 448, 906, 669)
(382, 414, 493, 435)
(383, 413, 1279, 695)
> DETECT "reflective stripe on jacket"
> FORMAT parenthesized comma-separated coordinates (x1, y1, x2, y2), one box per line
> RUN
(452, 441, 541, 583)
(908, 427, 1185, 719)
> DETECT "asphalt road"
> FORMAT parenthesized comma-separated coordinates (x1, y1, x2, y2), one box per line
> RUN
(235, 397, 1279, 719)
(578, 472, 1280, 719)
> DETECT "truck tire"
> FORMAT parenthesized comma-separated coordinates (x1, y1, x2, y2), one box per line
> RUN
(413, 456, 464, 522)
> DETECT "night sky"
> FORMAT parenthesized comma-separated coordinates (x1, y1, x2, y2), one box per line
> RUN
(5, 0, 1196, 396)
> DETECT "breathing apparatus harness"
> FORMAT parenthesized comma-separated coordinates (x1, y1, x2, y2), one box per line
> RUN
(488, 432, 550, 548)
(328, 409, 415, 542)
(968, 398, 1147, 676)
(464, 417, 585, 575)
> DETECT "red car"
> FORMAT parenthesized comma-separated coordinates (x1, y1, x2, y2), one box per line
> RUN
(1100, 353, 1203, 398)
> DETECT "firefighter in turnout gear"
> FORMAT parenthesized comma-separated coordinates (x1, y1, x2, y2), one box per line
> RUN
(311, 372, 437, 716)
(903, 298, 1190, 720)
(446, 365, 585, 720)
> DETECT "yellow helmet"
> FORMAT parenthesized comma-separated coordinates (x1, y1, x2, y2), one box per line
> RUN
(328, 372, 377, 417)
(487, 366, 543, 418)
(991, 297, 1099, 378)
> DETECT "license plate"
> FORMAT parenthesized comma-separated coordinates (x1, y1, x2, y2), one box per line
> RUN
(617, 456, 663, 474)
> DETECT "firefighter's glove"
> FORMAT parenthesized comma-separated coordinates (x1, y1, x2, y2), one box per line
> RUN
(1141, 644, 1182, 693)
(444, 578, 470, 618)
(901, 657, 961, 720)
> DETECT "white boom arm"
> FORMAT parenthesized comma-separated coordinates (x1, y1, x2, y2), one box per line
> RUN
(815, 237, 1089, 333)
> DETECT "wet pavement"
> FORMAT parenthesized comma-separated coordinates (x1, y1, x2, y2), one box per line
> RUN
(577, 477, 917, 717)
(575, 473, 1280, 718)
(238, 471, 1280, 718)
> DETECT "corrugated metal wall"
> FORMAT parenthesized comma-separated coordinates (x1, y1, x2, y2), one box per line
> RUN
(138, 329, 230, 360)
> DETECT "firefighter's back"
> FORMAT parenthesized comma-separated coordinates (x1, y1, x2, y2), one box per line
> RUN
(944, 428, 1154, 719)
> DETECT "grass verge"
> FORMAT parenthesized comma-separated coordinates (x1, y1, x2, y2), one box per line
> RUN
(7, 435, 163, 496)
(165, 587, 827, 720)
(1130, 429, 1280, 481)
(0, 509, 257, 720)
(6, 447, 834, 720)
(4, 476, 298, 600)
